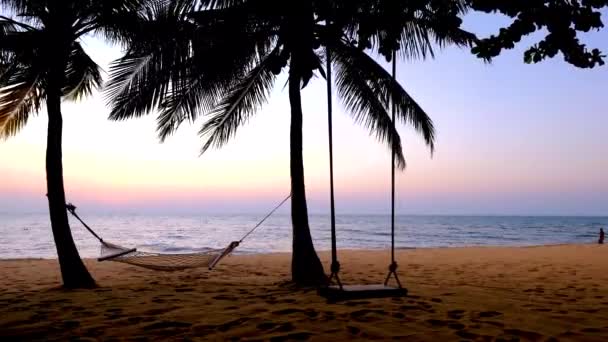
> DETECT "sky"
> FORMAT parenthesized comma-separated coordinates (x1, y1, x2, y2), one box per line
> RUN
(1, 12, 607, 216)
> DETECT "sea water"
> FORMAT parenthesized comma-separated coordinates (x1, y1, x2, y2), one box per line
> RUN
(0, 213, 606, 259)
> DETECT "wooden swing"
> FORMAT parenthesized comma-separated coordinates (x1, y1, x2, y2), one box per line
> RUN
(318, 47, 407, 301)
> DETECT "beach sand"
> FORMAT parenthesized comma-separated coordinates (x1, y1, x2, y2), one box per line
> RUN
(1, 244, 607, 341)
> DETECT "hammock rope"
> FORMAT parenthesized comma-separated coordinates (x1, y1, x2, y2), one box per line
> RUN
(66, 194, 291, 271)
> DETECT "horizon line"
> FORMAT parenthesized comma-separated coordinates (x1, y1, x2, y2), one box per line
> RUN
(3, 211, 606, 218)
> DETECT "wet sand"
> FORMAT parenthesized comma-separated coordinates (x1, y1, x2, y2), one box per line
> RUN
(1, 244, 607, 341)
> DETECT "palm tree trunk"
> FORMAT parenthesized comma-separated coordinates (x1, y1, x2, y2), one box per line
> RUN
(46, 65, 96, 289)
(288, 61, 326, 287)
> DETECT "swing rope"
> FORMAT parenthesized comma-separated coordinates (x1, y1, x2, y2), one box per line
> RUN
(326, 41, 342, 289)
(384, 49, 402, 288)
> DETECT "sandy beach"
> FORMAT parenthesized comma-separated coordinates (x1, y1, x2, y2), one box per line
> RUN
(1, 244, 607, 341)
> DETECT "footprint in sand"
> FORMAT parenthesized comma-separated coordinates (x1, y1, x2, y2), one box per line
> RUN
(83, 327, 105, 337)
(271, 308, 320, 318)
(127, 316, 154, 324)
(273, 322, 295, 333)
(455, 330, 480, 339)
(503, 328, 543, 341)
(143, 320, 192, 330)
(61, 320, 80, 329)
(344, 301, 371, 306)
(523, 288, 545, 294)
(392, 312, 405, 319)
(269, 332, 314, 342)
(447, 309, 466, 320)
(346, 325, 361, 335)
(29, 313, 48, 322)
(349, 309, 388, 322)
(399, 304, 421, 310)
(257, 322, 278, 330)
(478, 311, 502, 318)
(426, 319, 448, 327)
(143, 307, 177, 315)
(576, 308, 599, 313)
(272, 308, 303, 315)
(416, 301, 433, 308)
(212, 294, 238, 301)
(473, 319, 504, 328)
(217, 318, 250, 332)
(447, 322, 465, 330)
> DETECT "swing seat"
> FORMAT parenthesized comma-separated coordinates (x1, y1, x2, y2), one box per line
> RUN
(319, 284, 407, 301)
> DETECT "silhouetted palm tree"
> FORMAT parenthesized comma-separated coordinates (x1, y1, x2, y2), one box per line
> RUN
(0, 0, 143, 288)
(105, 0, 475, 286)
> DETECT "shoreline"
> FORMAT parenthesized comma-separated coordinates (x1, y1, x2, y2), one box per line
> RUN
(1, 242, 601, 261)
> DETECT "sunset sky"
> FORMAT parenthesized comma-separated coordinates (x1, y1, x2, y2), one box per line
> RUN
(1, 13, 607, 216)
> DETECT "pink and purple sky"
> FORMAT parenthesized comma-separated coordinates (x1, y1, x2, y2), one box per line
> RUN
(1, 13, 607, 215)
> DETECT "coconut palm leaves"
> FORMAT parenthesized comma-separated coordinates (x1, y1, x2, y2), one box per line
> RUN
(330, 0, 475, 60)
(199, 47, 278, 154)
(0, 0, 141, 139)
(0, 27, 103, 139)
(332, 41, 435, 150)
(105, 0, 277, 139)
(105, 0, 461, 163)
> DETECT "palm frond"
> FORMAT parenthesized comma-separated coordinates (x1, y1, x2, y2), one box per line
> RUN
(334, 0, 476, 62)
(198, 50, 277, 155)
(0, 0, 33, 14)
(104, 0, 209, 122)
(198, 0, 248, 10)
(155, 72, 223, 141)
(0, 66, 43, 139)
(105, 53, 168, 120)
(334, 40, 435, 154)
(0, 18, 38, 61)
(0, 19, 16, 36)
(62, 42, 102, 101)
(155, 33, 275, 141)
(398, 20, 435, 60)
(331, 43, 406, 169)
(152, 0, 279, 141)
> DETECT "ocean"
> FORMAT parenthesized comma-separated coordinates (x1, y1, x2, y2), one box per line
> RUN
(0, 213, 606, 259)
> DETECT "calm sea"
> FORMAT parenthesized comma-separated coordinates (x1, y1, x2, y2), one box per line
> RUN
(0, 213, 606, 259)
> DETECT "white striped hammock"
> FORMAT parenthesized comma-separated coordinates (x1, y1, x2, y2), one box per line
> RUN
(98, 241, 240, 271)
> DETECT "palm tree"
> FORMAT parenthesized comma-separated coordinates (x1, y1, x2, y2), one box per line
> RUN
(0, 0, 143, 288)
(105, 0, 475, 286)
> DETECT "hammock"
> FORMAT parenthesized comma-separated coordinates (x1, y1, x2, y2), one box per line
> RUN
(97, 240, 240, 271)
(67, 195, 290, 271)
